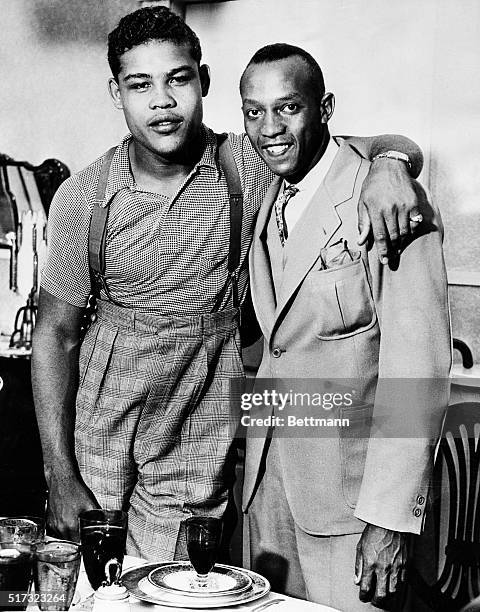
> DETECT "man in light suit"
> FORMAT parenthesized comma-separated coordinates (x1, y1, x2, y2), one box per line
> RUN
(240, 44, 451, 610)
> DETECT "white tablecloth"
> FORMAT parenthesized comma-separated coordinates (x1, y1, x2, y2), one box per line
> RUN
(65, 556, 340, 612)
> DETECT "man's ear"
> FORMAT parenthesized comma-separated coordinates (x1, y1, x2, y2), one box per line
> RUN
(320, 92, 335, 123)
(199, 64, 211, 97)
(108, 77, 123, 110)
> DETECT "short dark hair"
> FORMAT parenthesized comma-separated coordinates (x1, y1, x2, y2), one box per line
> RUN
(240, 43, 325, 101)
(108, 6, 202, 80)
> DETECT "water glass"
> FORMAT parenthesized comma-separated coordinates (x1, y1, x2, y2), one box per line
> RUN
(0, 517, 45, 544)
(34, 540, 81, 611)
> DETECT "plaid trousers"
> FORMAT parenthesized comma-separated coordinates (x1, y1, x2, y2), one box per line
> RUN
(74, 300, 243, 561)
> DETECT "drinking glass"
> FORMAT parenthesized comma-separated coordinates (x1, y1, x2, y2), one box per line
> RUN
(185, 517, 223, 588)
(78, 509, 127, 590)
(0, 517, 45, 544)
(0, 540, 34, 611)
(33, 540, 81, 611)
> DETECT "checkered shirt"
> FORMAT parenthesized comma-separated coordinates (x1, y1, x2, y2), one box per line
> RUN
(41, 126, 274, 315)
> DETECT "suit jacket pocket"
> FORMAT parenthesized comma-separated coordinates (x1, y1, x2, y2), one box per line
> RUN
(308, 258, 377, 339)
(339, 403, 373, 508)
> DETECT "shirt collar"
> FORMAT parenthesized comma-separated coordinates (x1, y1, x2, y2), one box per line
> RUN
(103, 125, 220, 205)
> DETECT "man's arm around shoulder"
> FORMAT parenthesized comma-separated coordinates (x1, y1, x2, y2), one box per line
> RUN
(340, 134, 425, 263)
(353, 183, 451, 608)
(31, 288, 99, 540)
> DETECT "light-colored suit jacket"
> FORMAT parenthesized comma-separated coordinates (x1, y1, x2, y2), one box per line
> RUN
(243, 140, 451, 536)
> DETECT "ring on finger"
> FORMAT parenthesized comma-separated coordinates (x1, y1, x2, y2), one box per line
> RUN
(409, 213, 423, 223)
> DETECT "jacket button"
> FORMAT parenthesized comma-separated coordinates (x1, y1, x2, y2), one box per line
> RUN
(413, 508, 422, 517)
(272, 347, 282, 358)
(417, 495, 425, 505)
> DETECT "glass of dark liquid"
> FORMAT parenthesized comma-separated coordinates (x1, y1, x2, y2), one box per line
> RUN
(185, 517, 223, 588)
(0, 540, 33, 611)
(78, 509, 127, 590)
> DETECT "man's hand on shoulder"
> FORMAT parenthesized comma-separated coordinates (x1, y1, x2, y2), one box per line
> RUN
(358, 157, 424, 265)
(46, 469, 99, 541)
(355, 523, 409, 609)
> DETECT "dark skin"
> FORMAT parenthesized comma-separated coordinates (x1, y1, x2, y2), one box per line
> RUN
(241, 56, 413, 609)
(31, 291, 98, 540)
(355, 525, 409, 609)
(357, 147, 424, 262)
(107, 40, 211, 196)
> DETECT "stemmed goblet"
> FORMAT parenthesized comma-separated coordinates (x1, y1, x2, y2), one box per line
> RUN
(185, 517, 223, 589)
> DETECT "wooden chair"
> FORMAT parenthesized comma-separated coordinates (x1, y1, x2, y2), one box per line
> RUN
(410, 401, 480, 611)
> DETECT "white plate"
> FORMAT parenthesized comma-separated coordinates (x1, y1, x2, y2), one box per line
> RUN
(122, 562, 270, 609)
(148, 562, 252, 597)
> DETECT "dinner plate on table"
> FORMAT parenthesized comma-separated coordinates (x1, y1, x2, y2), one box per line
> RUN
(148, 561, 252, 597)
(122, 562, 270, 609)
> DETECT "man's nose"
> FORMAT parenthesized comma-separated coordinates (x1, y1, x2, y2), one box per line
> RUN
(149, 84, 176, 109)
(261, 112, 285, 138)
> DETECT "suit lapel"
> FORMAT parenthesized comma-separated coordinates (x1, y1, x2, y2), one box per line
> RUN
(249, 176, 282, 340)
(274, 144, 363, 326)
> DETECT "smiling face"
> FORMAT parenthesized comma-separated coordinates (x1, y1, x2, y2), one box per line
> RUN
(108, 39, 210, 162)
(241, 56, 334, 183)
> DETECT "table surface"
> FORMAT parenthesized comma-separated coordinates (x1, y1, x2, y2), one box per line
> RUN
(27, 555, 340, 612)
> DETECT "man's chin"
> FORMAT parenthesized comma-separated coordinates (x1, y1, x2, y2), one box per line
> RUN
(259, 155, 296, 179)
(148, 136, 189, 160)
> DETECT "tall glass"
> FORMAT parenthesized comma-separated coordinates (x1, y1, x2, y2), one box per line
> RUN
(78, 510, 127, 590)
(0, 541, 33, 611)
(185, 517, 223, 588)
(33, 540, 81, 611)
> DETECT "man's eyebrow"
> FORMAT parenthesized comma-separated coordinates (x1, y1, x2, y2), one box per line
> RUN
(124, 72, 152, 82)
(123, 66, 195, 82)
(242, 98, 261, 106)
(275, 93, 303, 103)
(242, 93, 302, 106)
(165, 65, 195, 78)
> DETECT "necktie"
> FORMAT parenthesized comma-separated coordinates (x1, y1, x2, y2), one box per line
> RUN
(274, 184, 298, 246)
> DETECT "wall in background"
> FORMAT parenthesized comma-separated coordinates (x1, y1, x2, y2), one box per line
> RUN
(1, 0, 479, 362)
(187, 0, 480, 362)
(0, 0, 136, 334)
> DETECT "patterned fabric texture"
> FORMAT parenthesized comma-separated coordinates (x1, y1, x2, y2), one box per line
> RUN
(274, 184, 299, 245)
(41, 126, 273, 315)
(43, 126, 273, 561)
(74, 300, 244, 561)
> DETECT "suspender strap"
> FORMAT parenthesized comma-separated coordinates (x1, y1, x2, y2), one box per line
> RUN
(88, 146, 116, 299)
(219, 135, 243, 275)
(212, 134, 244, 311)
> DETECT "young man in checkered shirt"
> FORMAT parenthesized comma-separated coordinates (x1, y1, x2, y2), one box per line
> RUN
(32, 6, 424, 561)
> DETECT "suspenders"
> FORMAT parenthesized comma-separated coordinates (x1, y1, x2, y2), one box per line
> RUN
(86, 134, 244, 314)
(211, 133, 244, 312)
(88, 146, 116, 303)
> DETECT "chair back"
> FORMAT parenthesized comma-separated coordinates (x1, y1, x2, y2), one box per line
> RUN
(411, 401, 480, 611)
(435, 402, 480, 609)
